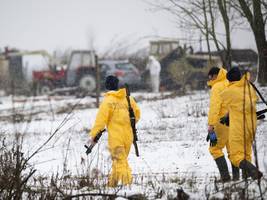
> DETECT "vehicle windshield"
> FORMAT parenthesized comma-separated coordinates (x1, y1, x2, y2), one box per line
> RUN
(115, 62, 135, 70)
(69, 52, 95, 70)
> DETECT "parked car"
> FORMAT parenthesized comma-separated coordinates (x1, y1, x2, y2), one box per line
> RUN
(99, 60, 142, 90)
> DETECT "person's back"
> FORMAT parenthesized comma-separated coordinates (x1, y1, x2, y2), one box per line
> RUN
(221, 68, 262, 180)
(93, 88, 140, 149)
(221, 72, 257, 164)
(223, 75, 257, 135)
(89, 75, 140, 187)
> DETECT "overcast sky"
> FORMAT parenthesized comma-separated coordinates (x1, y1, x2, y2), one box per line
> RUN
(0, 0, 257, 54)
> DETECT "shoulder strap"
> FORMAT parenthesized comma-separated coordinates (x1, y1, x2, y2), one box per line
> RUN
(125, 84, 132, 109)
(249, 81, 267, 106)
(125, 84, 136, 126)
(125, 84, 139, 157)
(248, 81, 267, 117)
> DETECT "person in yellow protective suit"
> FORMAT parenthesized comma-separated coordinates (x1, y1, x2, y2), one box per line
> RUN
(89, 75, 141, 187)
(220, 67, 263, 180)
(207, 67, 239, 182)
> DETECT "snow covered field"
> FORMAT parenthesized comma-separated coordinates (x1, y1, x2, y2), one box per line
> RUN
(0, 89, 266, 199)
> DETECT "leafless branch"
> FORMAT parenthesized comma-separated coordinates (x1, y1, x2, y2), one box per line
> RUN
(24, 98, 84, 166)
(63, 192, 124, 200)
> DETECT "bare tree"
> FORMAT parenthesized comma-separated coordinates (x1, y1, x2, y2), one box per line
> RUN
(217, 0, 232, 68)
(147, 0, 235, 69)
(206, 0, 232, 69)
(203, 0, 212, 60)
(232, 0, 267, 85)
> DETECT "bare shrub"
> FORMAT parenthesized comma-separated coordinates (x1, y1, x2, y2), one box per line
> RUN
(0, 136, 36, 199)
(186, 103, 207, 118)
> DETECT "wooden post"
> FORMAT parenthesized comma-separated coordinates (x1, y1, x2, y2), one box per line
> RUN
(95, 54, 100, 107)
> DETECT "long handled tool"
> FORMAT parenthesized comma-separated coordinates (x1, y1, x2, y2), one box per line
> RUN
(84, 129, 106, 155)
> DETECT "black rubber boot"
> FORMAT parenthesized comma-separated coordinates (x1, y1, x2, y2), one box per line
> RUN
(215, 156, 231, 182)
(239, 160, 263, 180)
(242, 169, 249, 180)
(231, 163, 240, 181)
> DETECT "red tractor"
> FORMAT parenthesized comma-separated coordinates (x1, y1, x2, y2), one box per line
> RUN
(33, 50, 98, 95)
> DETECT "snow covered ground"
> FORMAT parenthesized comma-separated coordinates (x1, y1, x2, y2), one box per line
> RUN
(0, 89, 266, 199)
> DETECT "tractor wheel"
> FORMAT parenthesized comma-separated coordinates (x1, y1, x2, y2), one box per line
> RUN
(37, 82, 53, 96)
(79, 74, 96, 92)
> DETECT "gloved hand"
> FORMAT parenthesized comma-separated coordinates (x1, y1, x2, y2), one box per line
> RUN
(87, 137, 96, 146)
(220, 115, 229, 126)
(257, 114, 265, 120)
(206, 130, 217, 147)
(85, 137, 97, 155)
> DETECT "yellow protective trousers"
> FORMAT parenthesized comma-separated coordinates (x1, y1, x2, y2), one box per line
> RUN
(228, 126, 252, 167)
(108, 145, 132, 187)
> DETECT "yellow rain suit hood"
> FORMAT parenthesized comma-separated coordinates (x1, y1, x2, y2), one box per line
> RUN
(207, 68, 230, 159)
(220, 73, 258, 167)
(207, 67, 227, 87)
(89, 88, 140, 187)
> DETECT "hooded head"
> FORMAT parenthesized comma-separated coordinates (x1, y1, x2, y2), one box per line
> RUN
(149, 55, 154, 60)
(226, 67, 241, 82)
(148, 55, 156, 63)
(208, 67, 220, 80)
(105, 75, 119, 90)
(207, 67, 228, 87)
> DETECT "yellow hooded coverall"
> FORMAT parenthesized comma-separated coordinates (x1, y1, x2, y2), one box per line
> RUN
(89, 88, 140, 187)
(207, 68, 229, 159)
(220, 74, 257, 167)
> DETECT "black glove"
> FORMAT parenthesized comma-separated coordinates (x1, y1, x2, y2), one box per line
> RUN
(257, 114, 265, 120)
(220, 115, 229, 126)
(206, 131, 217, 146)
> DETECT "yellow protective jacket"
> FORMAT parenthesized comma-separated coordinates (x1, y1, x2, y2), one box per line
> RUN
(207, 68, 230, 159)
(207, 68, 229, 126)
(90, 88, 140, 149)
(220, 73, 258, 167)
